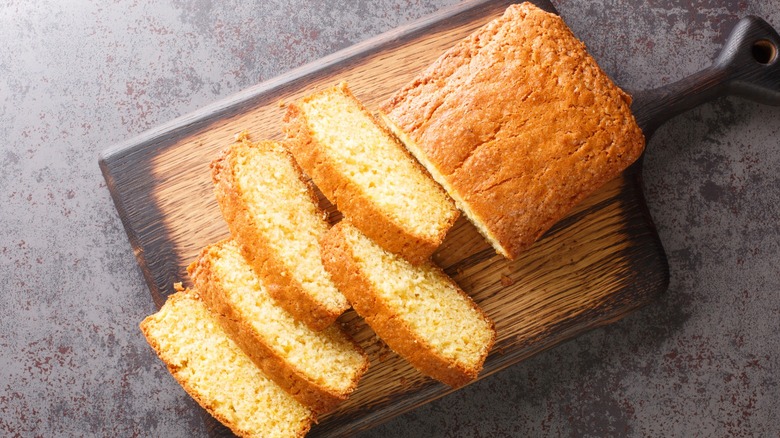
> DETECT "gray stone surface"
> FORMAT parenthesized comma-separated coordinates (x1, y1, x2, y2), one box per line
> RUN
(1, 0, 778, 436)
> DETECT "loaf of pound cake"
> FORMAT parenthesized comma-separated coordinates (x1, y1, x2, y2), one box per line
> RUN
(211, 132, 348, 330)
(140, 289, 313, 438)
(380, 2, 645, 259)
(283, 82, 459, 265)
(321, 221, 495, 388)
(188, 239, 369, 414)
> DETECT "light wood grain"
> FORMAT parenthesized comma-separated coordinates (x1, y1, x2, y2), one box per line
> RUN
(99, 1, 668, 436)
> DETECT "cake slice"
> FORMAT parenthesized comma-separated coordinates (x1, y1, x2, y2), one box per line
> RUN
(380, 2, 645, 259)
(139, 289, 313, 438)
(283, 82, 459, 265)
(320, 221, 495, 388)
(211, 132, 347, 330)
(188, 239, 370, 414)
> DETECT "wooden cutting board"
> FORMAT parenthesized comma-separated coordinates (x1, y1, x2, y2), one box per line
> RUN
(100, 0, 672, 436)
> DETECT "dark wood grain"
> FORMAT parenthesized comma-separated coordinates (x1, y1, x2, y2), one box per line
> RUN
(99, 1, 674, 437)
(631, 15, 780, 136)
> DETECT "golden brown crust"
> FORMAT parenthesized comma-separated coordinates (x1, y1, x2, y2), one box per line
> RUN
(210, 133, 348, 330)
(139, 291, 313, 438)
(320, 222, 495, 388)
(380, 2, 645, 259)
(283, 82, 458, 265)
(187, 241, 369, 415)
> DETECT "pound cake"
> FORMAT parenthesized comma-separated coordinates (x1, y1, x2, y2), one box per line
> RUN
(139, 290, 313, 438)
(321, 221, 495, 388)
(211, 132, 348, 330)
(188, 239, 369, 414)
(380, 2, 645, 259)
(283, 82, 459, 265)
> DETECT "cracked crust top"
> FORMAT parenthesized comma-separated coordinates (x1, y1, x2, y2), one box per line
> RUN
(380, 2, 645, 259)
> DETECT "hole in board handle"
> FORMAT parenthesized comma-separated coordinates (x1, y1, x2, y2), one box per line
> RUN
(752, 39, 777, 64)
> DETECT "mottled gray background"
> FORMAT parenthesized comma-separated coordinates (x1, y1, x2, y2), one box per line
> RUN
(1, 0, 778, 436)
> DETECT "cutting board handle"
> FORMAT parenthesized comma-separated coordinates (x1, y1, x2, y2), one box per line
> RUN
(632, 16, 780, 137)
